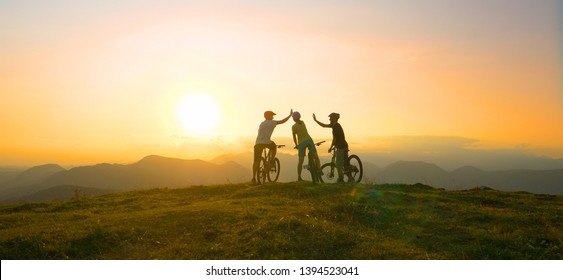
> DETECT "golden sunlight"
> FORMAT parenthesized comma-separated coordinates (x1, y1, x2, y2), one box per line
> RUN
(176, 94, 220, 135)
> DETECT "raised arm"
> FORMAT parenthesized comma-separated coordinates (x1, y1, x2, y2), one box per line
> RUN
(276, 109, 293, 125)
(313, 113, 331, 128)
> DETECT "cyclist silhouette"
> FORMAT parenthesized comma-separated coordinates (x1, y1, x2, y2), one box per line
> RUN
(252, 109, 293, 185)
(291, 111, 321, 182)
(313, 112, 351, 182)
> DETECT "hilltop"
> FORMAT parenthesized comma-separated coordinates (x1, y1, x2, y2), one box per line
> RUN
(0, 182, 561, 260)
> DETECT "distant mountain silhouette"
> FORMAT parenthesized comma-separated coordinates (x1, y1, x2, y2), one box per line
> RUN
(2, 156, 562, 203)
(371, 161, 563, 195)
(0, 168, 24, 188)
(376, 161, 450, 186)
(0, 164, 64, 191)
(361, 162, 383, 183)
(458, 169, 563, 195)
(211, 152, 253, 167)
(449, 166, 490, 187)
(0, 155, 250, 203)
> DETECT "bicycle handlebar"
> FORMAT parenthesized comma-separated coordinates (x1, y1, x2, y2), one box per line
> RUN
(315, 141, 326, 146)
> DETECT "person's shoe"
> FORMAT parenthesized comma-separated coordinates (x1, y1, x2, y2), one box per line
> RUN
(337, 178, 344, 183)
(251, 178, 259, 185)
(297, 177, 304, 182)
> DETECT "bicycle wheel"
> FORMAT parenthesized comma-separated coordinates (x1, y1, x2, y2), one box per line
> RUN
(321, 162, 337, 183)
(347, 154, 363, 183)
(256, 157, 268, 184)
(267, 157, 281, 182)
(307, 154, 322, 184)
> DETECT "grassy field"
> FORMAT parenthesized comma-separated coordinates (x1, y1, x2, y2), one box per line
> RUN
(0, 182, 561, 259)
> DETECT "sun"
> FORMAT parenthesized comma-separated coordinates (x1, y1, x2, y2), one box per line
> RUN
(176, 94, 220, 135)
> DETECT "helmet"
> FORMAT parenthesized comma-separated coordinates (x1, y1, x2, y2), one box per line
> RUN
(328, 112, 340, 119)
(264, 111, 276, 118)
(292, 111, 301, 120)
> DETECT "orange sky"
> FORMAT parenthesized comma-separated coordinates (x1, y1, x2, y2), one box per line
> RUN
(1, 0, 562, 167)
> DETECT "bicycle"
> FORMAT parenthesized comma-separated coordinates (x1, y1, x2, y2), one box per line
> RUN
(302, 141, 326, 184)
(320, 146, 363, 183)
(257, 144, 285, 184)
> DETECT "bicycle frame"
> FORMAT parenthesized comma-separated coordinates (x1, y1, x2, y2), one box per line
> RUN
(322, 152, 338, 182)
(303, 141, 325, 183)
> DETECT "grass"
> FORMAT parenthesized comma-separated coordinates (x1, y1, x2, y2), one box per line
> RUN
(0, 182, 561, 259)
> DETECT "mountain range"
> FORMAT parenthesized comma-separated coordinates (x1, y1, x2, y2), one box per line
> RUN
(0, 155, 249, 203)
(372, 161, 563, 195)
(0, 154, 561, 203)
(212, 152, 563, 195)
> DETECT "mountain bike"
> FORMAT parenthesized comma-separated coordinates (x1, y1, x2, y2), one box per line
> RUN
(302, 141, 326, 184)
(321, 147, 363, 183)
(257, 145, 285, 184)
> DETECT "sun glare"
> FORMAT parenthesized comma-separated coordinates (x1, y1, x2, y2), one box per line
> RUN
(177, 94, 220, 135)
